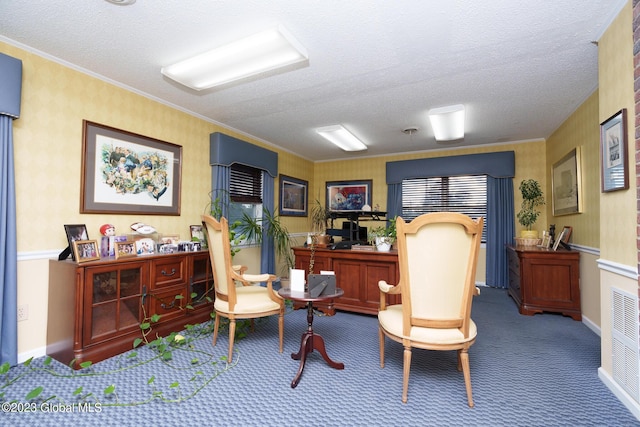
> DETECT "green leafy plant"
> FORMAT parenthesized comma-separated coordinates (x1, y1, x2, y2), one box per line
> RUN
(309, 199, 330, 235)
(368, 217, 397, 245)
(0, 294, 259, 408)
(516, 179, 545, 230)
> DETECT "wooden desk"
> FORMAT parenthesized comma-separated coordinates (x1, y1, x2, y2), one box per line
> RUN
(278, 287, 345, 388)
(292, 246, 400, 315)
(507, 245, 581, 320)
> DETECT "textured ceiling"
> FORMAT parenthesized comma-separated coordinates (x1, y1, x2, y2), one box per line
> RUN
(0, 0, 627, 161)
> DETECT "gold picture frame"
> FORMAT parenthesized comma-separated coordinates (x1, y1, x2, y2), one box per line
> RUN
(72, 240, 100, 263)
(552, 147, 582, 216)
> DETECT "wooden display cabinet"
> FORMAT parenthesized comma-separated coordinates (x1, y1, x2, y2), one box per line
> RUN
(507, 245, 581, 320)
(292, 246, 399, 315)
(47, 251, 214, 368)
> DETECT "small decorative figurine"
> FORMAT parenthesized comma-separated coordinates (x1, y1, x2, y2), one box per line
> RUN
(100, 224, 116, 236)
(130, 222, 157, 235)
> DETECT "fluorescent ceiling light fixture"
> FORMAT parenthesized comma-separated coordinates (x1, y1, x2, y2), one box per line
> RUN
(161, 26, 308, 90)
(315, 125, 368, 152)
(428, 104, 465, 141)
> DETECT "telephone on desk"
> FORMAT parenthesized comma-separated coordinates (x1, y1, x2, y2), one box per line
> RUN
(329, 241, 353, 250)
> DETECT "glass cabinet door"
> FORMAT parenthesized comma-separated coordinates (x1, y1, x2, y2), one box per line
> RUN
(84, 261, 148, 345)
(189, 253, 214, 309)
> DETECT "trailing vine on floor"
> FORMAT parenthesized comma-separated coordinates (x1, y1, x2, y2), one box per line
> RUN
(0, 292, 257, 408)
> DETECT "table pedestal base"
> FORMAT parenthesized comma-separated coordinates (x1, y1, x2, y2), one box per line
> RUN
(290, 302, 344, 388)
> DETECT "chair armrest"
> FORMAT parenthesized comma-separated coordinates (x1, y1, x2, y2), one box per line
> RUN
(474, 286, 480, 296)
(242, 273, 273, 283)
(232, 265, 248, 275)
(378, 280, 401, 311)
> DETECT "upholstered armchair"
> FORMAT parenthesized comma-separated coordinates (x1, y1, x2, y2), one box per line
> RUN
(378, 212, 484, 406)
(201, 215, 284, 362)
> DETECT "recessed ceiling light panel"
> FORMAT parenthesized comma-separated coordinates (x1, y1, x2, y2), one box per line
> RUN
(105, 0, 136, 5)
(315, 125, 367, 152)
(161, 26, 308, 90)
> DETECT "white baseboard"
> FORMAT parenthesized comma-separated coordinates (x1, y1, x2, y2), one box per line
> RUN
(17, 346, 47, 364)
(598, 367, 640, 421)
(582, 314, 601, 336)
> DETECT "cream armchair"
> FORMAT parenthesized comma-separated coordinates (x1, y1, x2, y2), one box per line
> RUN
(378, 212, 484, 406)
(201, 215, 284, 362)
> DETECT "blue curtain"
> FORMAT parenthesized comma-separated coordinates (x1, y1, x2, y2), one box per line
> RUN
(210, 133, 278, 275)
(486, 176, 514, 288)
(0, 53, 22, 367)
(0, 115, 18, 366)
(385, 151, 515, 289)
(262, 172, 275, 274)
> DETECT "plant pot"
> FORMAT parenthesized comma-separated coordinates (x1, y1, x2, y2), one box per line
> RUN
(315, 234, 331, 246)
(520, 230, 539, 239)
(375, 237, 392, 252)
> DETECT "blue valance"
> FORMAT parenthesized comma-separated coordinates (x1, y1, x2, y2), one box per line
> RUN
(210, 132, 278, 177)
(386, 151, 515, 184)
(0, 53, 22, 119)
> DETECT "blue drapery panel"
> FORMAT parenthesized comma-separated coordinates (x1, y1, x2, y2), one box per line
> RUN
(0, 52, 21, 366)
(486, 176, 514, 288)
(385, 151, 515, 289)
(210, 133, 278, 275)
(210, 132, 278, 178)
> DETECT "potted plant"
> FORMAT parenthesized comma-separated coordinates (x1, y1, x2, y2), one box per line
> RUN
(309, 199, 331, 245)
(368, 217, 396, 252)
(516, 179, 545, 241)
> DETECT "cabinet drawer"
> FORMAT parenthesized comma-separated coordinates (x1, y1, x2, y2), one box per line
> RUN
(149, 286, 188, 322)
(151, 256, 187, 288)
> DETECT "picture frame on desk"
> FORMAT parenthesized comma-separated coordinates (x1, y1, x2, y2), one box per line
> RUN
(63, 224, 89, 261)
(279, 175, 308, 217)
(326, 179, 372, 212)
(552, 229, 566, 251)
(80, 120, 182, 215)
(600, 109, 629, 192)
(115, 241, 136, 259)
(72, 240, 100, 263)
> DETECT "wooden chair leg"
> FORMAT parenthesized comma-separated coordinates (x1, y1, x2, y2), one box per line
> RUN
(228, 320, 236, 362)
(212, 314, 220, 347)
(379, 327, 385, 368)
(278, 312, 284, 353)
(402, 346, 412, 403)
(459, 349, 474, 407)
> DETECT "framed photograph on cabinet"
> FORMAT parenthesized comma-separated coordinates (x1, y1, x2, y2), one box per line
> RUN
(552, 229, 566, 251)
(279, 175, 308, 216)
(552, 147, 582, 216)
(600, 109, 629, 192)
(72, 240, 100, 263)
(326, 180, 372, 212)
(80, 120, 182, 215)
(63, 224, 89, 261)
(561, 226, 573, 244)
(115, 241, 136, 259)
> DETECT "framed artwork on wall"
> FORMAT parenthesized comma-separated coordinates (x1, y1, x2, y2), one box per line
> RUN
(326, 180, 372, 212)
(279, 175, 308, 216)
(551, 147, 582, 216)
(600, 109, 629, 192)
(80, 120, 182, 215)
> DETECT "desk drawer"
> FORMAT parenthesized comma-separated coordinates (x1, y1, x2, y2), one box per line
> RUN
(151, 256, 187, 289)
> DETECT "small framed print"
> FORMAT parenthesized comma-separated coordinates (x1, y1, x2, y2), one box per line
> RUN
(600, 109, 629, 192)
(190, 225, 207, 248)
(538, 231, 552, 249)
(552, 229, 566, 251)
(64, 224, 89, 261)
(279, 175, 308, 216)
(135, 237, 156, 255)
(72, 240, 100, 263)
(115, 241, 136, 259)
(561, 226, 573, 244)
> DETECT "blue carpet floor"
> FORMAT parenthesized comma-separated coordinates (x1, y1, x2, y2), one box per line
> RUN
(1, 287, 638, 426)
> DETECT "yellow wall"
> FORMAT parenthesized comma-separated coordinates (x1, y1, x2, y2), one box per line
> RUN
(546, 91, 601, 324)
(597, 0, 638, 394)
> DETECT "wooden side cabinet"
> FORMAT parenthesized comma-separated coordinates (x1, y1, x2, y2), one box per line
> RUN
(47, 251, 214, 368)
(292, 246, 399, 315)
(507, 245, 581, 320)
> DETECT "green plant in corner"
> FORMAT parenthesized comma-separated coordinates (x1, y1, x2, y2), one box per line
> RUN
(516, 179, 545, 235)
(367, 216, 397, 246)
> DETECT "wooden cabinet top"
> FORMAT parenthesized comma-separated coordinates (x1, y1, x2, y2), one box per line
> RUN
(55, 250, 209, 268)
(507, 245, 579, 258)
(293, 245, 398, 261)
